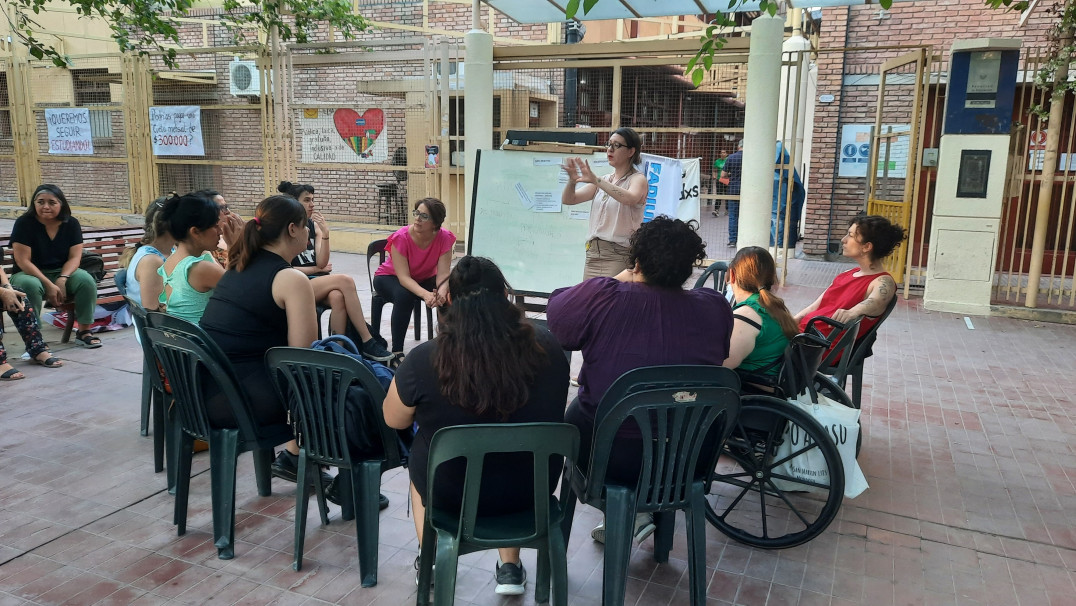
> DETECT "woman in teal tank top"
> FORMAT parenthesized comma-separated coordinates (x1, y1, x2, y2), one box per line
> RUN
(157, 192, 242, 323)
(722, 247, 798, 374)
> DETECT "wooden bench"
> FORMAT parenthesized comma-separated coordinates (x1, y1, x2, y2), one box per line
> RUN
(1, 225, 144, 342)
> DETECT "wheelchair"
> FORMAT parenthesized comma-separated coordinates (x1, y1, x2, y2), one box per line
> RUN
(704, 318, 861, 549)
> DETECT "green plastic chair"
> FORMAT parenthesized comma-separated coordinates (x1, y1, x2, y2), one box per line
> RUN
(265, 347, 404, 586)
(691, 260, 729, 293)
(560, 366, 741, 606)
(143, 312, 293, 560)
(416, 423, 580, 606)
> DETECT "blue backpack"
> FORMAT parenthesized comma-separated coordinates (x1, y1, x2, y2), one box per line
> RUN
(309, 335, 412, 462)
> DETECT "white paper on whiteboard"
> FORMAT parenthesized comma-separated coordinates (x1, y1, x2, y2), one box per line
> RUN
(557, 171, 569, 185)
(591, 159, 610, 168)
(532, 191, 560, 213)
(515, 183, 535, 209)
(533, 158, 560, 167)
(569, 209, 590, 220)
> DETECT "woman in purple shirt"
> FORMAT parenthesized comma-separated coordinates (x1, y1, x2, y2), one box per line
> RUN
(547, 216, 734, 544)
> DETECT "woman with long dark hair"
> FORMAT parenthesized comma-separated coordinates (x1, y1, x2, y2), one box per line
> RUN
(382, 256, 569, 596)
(9, 184, 100, 347)
(560, 127, 649, 279)
(722, 246, 798, 374)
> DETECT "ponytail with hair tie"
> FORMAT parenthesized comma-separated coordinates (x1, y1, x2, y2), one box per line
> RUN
(253, 216, 261, 226)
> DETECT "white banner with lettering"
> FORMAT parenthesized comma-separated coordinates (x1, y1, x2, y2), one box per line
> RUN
(45, 108, 93, 155)
(150, 106, 205, 156)
(639, 153, 700, 224)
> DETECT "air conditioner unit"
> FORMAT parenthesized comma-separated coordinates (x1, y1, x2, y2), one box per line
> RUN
(229, 60, 261, 96)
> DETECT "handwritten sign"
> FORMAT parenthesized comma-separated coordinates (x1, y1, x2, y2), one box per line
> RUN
(45, 108, 93, 155)
(149, 106, 205, 156)
(300, 108, 387, 164)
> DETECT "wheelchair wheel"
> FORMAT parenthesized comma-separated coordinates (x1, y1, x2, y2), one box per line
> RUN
(705, 394, 845, 549)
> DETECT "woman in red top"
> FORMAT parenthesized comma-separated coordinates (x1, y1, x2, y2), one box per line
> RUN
(795, 215, 906, 334)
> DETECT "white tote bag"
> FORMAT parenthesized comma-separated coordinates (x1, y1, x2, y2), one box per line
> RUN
(771, 391, 869, 499)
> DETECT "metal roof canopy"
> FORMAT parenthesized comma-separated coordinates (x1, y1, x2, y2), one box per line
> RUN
(482, 0, 909, 24)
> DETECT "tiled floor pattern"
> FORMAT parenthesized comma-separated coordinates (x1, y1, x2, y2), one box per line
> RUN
(1, 251, 1074, 605)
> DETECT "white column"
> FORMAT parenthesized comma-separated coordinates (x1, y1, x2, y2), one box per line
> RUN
(738, 14, 784, 249)
(463, 28, 494, 244)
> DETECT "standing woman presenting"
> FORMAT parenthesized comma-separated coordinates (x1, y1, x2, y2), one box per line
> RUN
(9, 184, 101, 348)
(561, 127, 649, 280)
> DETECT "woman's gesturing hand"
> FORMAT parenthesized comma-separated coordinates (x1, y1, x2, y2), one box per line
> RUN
(0, 286, 25, 313)
(311, 210, 329, 235)
(220, 211, 244, 248)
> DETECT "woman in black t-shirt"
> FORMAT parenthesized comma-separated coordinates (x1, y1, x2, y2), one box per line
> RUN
(9, 185, 101, 348)
(383, 256, 569, 595)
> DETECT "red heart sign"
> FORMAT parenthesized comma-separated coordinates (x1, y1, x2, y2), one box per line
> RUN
(333, 108, 384, 156)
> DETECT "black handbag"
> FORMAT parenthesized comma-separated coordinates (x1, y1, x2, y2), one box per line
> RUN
(79, 252, 106, 282)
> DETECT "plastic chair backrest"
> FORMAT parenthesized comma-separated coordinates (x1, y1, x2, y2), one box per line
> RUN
(366, 239, 389, 293)
(586, 366, 741, 508)
(265, 347, 403, 471)
(808, 315, 862, 384)
(144, 311, 268, 443)
(115, 267, 128, 297)
(847, 293, 897, 367)
(426, 423, 579, 548)
(692, 261, 728, 293)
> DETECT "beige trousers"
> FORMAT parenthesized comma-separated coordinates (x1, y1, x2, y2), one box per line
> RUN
(583, 238, 632, 281)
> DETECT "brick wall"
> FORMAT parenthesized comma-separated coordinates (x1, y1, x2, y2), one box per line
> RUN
(804, 0, 1054, 256)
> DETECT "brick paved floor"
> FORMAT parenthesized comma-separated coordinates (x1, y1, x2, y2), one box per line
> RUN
(1, 249, 1073, 605)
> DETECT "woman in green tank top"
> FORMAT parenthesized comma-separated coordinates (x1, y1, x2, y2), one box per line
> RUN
(722, 247, 799, 374)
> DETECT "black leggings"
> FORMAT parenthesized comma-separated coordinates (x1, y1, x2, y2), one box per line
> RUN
(372, 274, 435, 352)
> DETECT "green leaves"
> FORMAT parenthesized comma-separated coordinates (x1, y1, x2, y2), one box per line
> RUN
(7, 0, 371, 68)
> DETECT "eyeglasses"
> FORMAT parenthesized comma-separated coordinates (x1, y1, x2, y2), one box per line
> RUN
(413, 209, 431, 221)
(606, 142, 627, 151)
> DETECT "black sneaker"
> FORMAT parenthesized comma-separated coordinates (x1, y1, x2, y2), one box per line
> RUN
(494, 560, 526, 596)
(361, 338, 394, 362)
(322, 476, 390, 510)
(270, 450, 332, 487)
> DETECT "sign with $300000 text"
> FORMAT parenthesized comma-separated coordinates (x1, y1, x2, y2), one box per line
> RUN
(150, 106, 205, 156)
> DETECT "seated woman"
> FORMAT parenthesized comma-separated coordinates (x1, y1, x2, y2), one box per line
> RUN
(795, 215, 906, 335)
(372, 197, 455, 361)
(157, 193, 241, 324)
(277, 181, 392, 361)
(722, 246, 798, 376)
(1, 264, 63, 381)
(120, 196, 175, 312)
(546, 216, 734, 545)
(9, 184, 101, 348)
(382, 256, 569, 596)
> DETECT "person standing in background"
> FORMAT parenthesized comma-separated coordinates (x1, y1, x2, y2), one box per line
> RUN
(721, 140, 744, 248)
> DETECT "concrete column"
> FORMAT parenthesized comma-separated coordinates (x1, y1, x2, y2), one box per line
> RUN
(463, 29, 493, 243)
(738, 14, 784, 249)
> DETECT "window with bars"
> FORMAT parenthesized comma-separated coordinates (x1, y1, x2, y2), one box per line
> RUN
(71, 68, 114, 141)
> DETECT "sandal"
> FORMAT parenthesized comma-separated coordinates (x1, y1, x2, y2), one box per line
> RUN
(75, 330, 102, 349)
(31, 352, 63, 368)
(1, 366, 25, 381)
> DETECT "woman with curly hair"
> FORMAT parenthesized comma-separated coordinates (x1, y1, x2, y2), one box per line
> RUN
(382, 256, 569, 596)
(547, 216, 734, 544)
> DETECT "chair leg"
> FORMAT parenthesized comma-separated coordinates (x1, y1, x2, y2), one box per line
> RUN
(433, 530, 461, 606)
(557, 478, 578, 546)
(548, 520, 570, 606)
(535, 546, 551, 604)
(653, 511, 675, 563)
(151, 385, 165, 474)
(140, 360, 152, 437)
(173, 432, 195, 534)
(293, 450, 310, 571)
(61, 310, 75, 343)
(252, 447, 274, 497)
(425, 305, 434, 340)
(685, 490, 708, 606)
(412, 300, 422, 341)
(209, 429, 241, 560)
(371, 299, 384, 336)
(851, 363, 864, 409)
(416, 523, 437, 606)
(166, 405, 181, 494)
(354, 462, 383, 587)
(603, 487, 637, 606)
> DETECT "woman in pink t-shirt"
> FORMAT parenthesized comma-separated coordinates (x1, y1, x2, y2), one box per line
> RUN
(373, 197, 456, 358)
